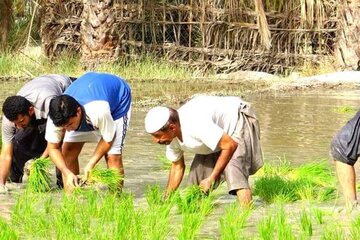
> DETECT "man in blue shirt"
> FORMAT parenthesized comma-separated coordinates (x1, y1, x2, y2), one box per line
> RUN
(46, 72, 131, 191)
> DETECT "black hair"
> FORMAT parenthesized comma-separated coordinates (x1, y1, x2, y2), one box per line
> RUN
(49, 95, 80, 127)
(159, 107, 179, 132)
(2, 96, 32, 121)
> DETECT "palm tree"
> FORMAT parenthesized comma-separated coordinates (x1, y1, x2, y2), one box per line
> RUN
(0, 0, 12, 50)
(334, 0, 360, 69)
(81, 0, 119, 69)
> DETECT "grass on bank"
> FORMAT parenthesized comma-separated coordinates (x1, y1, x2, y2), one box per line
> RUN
(0, 51, 196, 81)
(254, 159, 336, 203)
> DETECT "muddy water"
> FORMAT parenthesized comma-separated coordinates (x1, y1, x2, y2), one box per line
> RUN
(122, 88, 360, 199)
(1, 88, 360, 237)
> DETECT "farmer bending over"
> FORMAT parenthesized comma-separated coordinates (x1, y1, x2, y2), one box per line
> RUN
(45, 72, 131, 192)
(145, 96, 263, 206)
(0, 75, 73, 193)
(331, 110, 360, 210)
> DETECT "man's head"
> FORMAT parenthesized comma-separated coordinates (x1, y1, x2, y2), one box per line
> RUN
(145, 106, 180, 145)
(49, 95, 82, 131)
(2, 96, 35, 128)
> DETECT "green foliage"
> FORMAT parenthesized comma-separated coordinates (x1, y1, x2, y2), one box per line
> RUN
(350, 215, 360, 239)
(176, 186, 214, 240)
(313, 208, 325, 225)
(176, 185, 209, 214)
(321, 225, 344, 240)
(88, 167, 123, 192)
(299, 208, 313, 236)
(254, 160, 336, 203)
(143, 185, 175, 239)
(258, 211, 275, 240)
(220, 204, 252, 240)
(26, 157, 52, 193)
(332, 106, 357, 115)
(0, 218, 18, 240)
(275, 206, 295, 240)
(253, 175, 299, 203)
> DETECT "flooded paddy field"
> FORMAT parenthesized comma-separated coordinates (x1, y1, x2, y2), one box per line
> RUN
(1, 77, 360, 239)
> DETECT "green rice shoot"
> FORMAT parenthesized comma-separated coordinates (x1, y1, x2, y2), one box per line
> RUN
(0, 218, 18, 240)
(254, 160, 336, 203)
(88, 167, 123, 192)
(332, 106, 357, 115)
(300, 208, 313, 236)
(26, 157, 52, 193)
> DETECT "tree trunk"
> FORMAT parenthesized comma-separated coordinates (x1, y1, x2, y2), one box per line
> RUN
(0, 0, 12, 51)
(81, 0, 119, 69)
(334, 0, 360, 69)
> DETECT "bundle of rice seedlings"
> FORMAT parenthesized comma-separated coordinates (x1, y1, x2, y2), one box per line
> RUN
(176, 185, 210, 214)
(26, 157, 52, 193)
(254, 160, 336, 203)
(87, 167, 123, 192)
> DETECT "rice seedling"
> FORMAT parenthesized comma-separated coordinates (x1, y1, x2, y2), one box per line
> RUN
(350, 214, 360, 239)
(332, 106, 357, 115)
(321, 225, 344, 240)
(258, 211, 275, 240)
(220, 204, 252, 239)
(0, 218, 18, 240)
(141, 185, 175, 239)
(254, 160, 336, 203)
(299, 208, 313, 236)
(87, 167, 123, 192)
(253, 175, 299, 203)
(176, 186, 215, 240)
(313, 208, 325, 225)
(176, 185, 209, 214)
(275, 206, 295, 240)
(143, 206, 174, 238)
(26, 157, 52, 193)
(11, 192, 51, 238)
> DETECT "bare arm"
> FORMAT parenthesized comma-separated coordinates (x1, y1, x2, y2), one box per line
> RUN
(40, 146, 49, 159)
(86, 138, 114, 170)
(48, 142, 78, 189)
(209, 133, 237, 181)
(165, 156, 185, 197)
(48, 142, 71, 174)
(0, 143, 13, 185)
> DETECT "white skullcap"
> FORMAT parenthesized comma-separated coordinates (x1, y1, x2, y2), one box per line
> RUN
(145, 106, 170, 133)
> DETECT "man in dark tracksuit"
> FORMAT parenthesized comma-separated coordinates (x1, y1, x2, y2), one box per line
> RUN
(331, 110, 360, 208)
(0, 75, 73, 193)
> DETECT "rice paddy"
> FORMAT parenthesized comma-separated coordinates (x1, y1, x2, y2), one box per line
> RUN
(2, 158, 360, 239)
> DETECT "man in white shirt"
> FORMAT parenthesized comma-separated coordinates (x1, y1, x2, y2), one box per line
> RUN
(145, 95, 263, 206)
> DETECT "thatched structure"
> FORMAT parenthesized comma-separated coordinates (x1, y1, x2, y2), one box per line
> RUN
(40, 0, 359, 73)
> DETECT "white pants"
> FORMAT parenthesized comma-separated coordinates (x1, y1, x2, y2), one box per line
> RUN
(63, 111, 131, 154)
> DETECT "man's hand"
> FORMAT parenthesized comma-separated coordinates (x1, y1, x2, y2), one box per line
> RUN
(63, 171, 79, 192)
(0, 184, 8, 194)
(83, 163, 95, 182)
(199, 177, 214, 193)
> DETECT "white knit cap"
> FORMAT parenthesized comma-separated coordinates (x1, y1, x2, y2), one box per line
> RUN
(145, 106, 170, 133)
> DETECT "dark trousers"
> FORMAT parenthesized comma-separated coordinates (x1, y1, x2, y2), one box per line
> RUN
(10, 127, 47, 182)
(10, 127, 64, 187)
